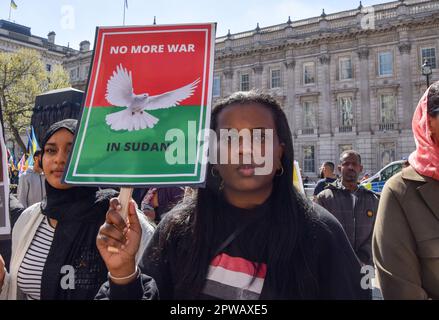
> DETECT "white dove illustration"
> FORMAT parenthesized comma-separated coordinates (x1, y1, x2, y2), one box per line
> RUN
(105, 64, 200, 131)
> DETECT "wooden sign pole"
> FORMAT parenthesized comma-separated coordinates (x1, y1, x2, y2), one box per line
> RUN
(107, 187, 133, 253)
(118, 187, 133, 221)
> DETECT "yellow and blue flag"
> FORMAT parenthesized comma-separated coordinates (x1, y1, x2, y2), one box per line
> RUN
(10, 0, 17, 10)
(31, 126, 40, 154)
(26, 126, 40, 167)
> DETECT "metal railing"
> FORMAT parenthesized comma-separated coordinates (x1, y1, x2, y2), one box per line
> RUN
(339, 126, 353, 133)
(379, 122, 397, 131)
(302, 128, 315, 135)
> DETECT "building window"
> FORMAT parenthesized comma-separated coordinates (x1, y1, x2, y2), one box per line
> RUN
(421, 47, 437, 69)
(70, 69, 76, 79)
(339, 144, 353, 156)
(303, 101, 316, 134)
(379, 94, 396, 131)
(378, 52, 393, 76)
(46, 64, 52, 72)
(338, 97, 354, 132)
(339, 57, 353, 80)
(379, 142, 396, 168)
(240, 73, 250, 91)
(270, 69, 281, 88)
(213, 75, 221, 97)
(303, 146, 315, 173)
(76, 67, 80, 79)
(303, 62, 315, 85)
(84, 65, 90, 77)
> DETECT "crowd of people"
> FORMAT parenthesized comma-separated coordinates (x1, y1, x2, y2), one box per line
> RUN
(0, 81, 438, 300)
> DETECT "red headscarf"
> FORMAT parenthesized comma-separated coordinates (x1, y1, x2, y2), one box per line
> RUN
(408, 87, 439, 181)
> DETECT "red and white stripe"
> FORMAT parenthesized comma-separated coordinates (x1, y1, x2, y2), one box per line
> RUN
(205, 253, 266, 295)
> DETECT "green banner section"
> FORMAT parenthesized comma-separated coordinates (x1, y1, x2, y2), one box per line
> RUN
(65, 105, 207, 185)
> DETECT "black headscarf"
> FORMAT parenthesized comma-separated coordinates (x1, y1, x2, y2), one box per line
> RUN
(38, 119, 117, 300)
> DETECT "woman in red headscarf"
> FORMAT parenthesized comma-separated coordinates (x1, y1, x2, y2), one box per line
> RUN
(373, 81, 439, 300)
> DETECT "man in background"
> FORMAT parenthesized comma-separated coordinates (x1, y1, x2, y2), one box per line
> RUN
(315, 150, 379, 266)
(17, 150, 45, 208)
(313, 161, 337, 197)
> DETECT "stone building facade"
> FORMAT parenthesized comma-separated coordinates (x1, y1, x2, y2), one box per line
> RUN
(2, 0, 439, 176)
(0, 19, 75, 75)
(213, 0, 439, 177)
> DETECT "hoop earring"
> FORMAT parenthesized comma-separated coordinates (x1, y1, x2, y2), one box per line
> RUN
(211, 167, 219, 177)
(276, 166, 284, 176)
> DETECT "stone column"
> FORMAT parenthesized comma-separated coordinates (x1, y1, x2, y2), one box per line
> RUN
(284, 55, 296, 134)
(398, 42, 413, 130)
(252, 63, 263, 89)
(319, 53, 331, 135)
(223, 69, 233, 96)
(223, 58, 234, 96)
(357, 47, 371, 132)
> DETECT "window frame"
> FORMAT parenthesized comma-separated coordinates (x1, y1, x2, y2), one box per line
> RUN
(339, 57, 353, 80)
(213, 75, 221, 97)
(303, 145, 316, 173)
(338, 96, 354, 129)
(421, 46, 437, 69)
(379, 94, 396, 124)
(302, 100, 316, 129)
(379, 142, 396, 169)
(303, 62, 315, 85)
(378, 51, 393, 77)
(240, 73, 250, 91)
(270, 68, 281, 89)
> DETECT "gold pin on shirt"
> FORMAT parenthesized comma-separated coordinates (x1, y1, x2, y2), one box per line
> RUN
(367, 210, 374, 217)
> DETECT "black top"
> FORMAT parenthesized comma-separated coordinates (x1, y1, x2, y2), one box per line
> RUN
(38, 183, 118, 300)
(96, 196, 370, 300)
(313, 177, 337, 196)
(199, 196, 271, 299)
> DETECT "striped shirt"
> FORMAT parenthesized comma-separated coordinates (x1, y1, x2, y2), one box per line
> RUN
(17, 217, 55, 300)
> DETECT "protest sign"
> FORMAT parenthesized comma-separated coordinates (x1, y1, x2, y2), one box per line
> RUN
(64, 23, 215, 186)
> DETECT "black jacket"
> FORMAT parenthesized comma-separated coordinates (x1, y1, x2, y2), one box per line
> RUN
(96, 202, 370, 300)
(315, 180, 379, 265)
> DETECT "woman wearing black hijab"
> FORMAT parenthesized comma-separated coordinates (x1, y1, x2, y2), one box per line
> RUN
(0, 119, 155, 300)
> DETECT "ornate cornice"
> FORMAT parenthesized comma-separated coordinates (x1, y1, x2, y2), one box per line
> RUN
(252, 63, 263, 74)
(223, 69, 234, 79)
(284, 59, 296, 69)
(398, 42, 411, 54)
(319, 54, 330, 65)
(357, 48, 370, 60)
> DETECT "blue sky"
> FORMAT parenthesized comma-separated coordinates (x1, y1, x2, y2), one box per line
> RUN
(3, 0, 388, 50)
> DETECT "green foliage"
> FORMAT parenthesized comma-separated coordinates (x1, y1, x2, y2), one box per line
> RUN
(0, 49, 70, 151)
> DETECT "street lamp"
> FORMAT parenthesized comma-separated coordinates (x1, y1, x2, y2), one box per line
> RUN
(421, 59, 432, 88)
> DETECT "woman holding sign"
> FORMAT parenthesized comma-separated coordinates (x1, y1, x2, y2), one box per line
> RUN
(96, 92, 369, 300)
(0, 119, 156, 300)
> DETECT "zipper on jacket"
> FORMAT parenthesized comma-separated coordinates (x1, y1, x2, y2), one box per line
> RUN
(352, 191, 357, 250)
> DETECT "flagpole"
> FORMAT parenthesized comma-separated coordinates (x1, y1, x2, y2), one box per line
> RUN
(123, 0, 126, 25)
(8, 3, 12, 21)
